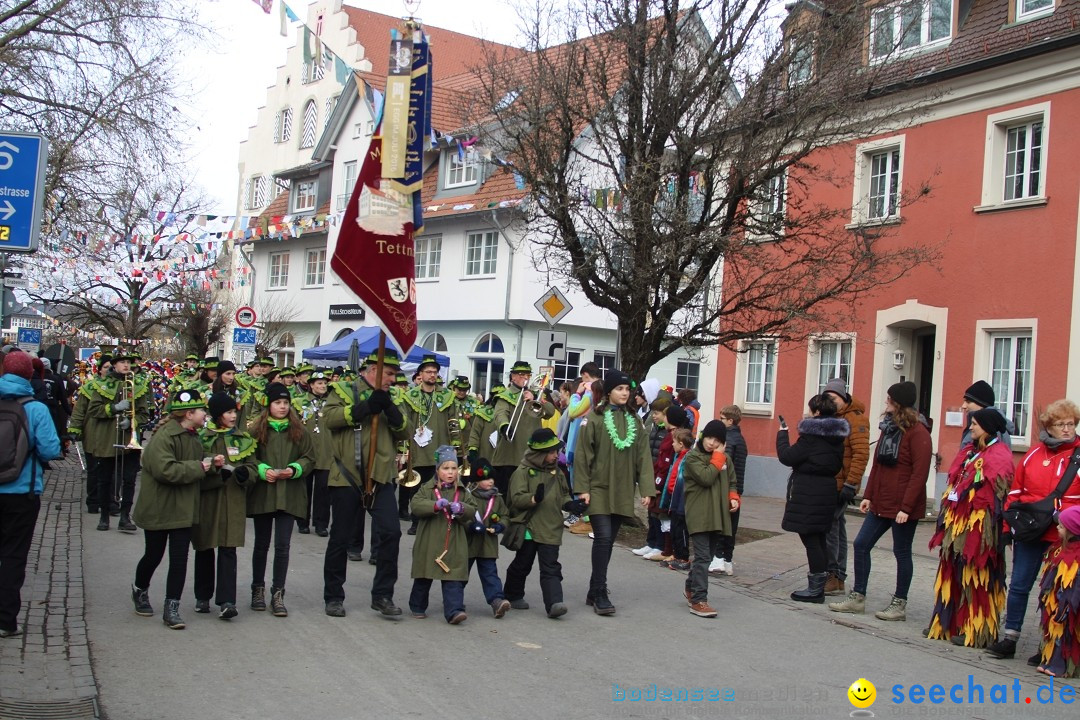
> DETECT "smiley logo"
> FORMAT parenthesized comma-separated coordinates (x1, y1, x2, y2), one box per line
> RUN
(848, 678, 876, 709)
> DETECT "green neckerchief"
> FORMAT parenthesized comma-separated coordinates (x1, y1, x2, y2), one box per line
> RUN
(268, 418, 290, 432)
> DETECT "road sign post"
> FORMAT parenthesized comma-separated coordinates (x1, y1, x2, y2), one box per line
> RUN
(534, 287, 573, 327)
(536, 329, 568, 362)
(233, 327, 257, 366)
(0, 131, 49, 254)
(17, 327, 42, 354)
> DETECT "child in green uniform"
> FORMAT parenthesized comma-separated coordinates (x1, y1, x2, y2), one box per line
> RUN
(409, 446, 477, 623)
(465, 458, 511, 618)
(246, 383, 316, 618)
(193, 392, 258, 620)
(131, 389, 219, 630)
(504, 429, 586, 619)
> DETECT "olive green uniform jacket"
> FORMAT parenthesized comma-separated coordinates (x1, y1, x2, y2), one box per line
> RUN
(466, 488, 510, 559)
(83, 372, 153, 458)
(323, 378, 411, 489)
(192, 426, 257, 551)
(574, 406, 655, 517)
(401, 385, 454, 468)
(492, 387, 555, 466)
(66, 381, 95, 439)
(467, 404, 496, 459)
(132, 420, 207, 530)
(245, 421, 316, 519)
(682, 447, 735, 536)
(410, 479, 477, 581)
(509, 461, 570, 546)
(293, 390, 334, 470)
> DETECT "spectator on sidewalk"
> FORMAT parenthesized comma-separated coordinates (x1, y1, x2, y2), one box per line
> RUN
(0, 350, 62, 638)
(713, 405, 747, 575)
(820, 378, 871, 597)
(959, 380, 1014, 450)
(778, 394, 848, 604)
(829, 381, 931, 622)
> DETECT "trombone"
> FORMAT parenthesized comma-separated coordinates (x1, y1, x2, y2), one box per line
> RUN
(506, 372, 550, 441)
(114, 378, 142, 451)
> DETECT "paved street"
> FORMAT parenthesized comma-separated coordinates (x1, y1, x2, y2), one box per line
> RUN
(3, 456, 1078, 719)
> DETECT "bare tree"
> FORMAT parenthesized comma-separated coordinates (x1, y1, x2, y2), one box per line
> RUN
(167, 285, 237, 359)
(253, 294, 302, 359)
(469, 0, 940, 379)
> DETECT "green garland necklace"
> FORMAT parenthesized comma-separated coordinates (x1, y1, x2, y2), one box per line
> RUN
(604, 407, 637, 450)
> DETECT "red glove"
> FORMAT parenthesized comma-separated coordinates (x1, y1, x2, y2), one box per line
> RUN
(710, 451, 727, 471)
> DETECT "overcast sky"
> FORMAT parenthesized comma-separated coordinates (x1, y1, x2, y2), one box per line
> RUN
(188, 0, 523, 214)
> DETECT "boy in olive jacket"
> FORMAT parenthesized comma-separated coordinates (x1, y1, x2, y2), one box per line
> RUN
(503, 429, 586, 619)
(465, 458, 511, 617)
(682, 420, 740, 619)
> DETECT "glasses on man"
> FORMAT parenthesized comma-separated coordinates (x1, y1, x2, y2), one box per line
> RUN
(1052, 421, 1076, 430)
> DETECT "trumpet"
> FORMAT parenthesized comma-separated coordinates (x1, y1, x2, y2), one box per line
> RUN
(506, 372, 550, 441)
(116, 378, 142, 451)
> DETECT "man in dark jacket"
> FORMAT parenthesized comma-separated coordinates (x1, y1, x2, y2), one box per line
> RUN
(712, 405, 747, 574)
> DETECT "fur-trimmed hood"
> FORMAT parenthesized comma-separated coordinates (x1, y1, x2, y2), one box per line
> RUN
(797, 416, 850, 439)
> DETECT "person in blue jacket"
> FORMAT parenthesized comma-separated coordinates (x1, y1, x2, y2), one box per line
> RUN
(0, 349, 62, 638)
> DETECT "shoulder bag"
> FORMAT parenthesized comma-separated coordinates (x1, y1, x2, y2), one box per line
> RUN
(1004, 448, 1080, 543)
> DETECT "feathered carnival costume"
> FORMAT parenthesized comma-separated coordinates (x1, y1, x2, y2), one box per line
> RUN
(1037, 505, 1080, 677)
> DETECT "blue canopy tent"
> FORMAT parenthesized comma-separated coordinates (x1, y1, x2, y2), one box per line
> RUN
(301, 326, 449, 368)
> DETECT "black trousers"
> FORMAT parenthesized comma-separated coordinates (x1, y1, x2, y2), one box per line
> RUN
(84, 452, 99, 511)
(324, 482, 400, 603)
(251, 511, 294, 589)
(298, 469, 331, 530)
(96, 451, 140, 514)
(670, 512, 690, 562)
(492, 465, 516, 499)
(504, 540, 563, 611)
(135, 527, 192, 600)
(0, 494, 41, 633)
(194, 547, 238, 606)
(716, 508, 740, 561)
(799, 531, 829, 574)
(589, 514, 624, 592)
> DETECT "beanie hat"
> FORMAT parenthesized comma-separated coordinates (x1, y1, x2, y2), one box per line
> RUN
(821, 378, 850, 404)
(1059, 505, 1080, 536)
(887, 381, 917, 410)
(969, 407, 1007, 438)
(3, 350, 33, 380)
(665, 405, 689, 429)
(217, 360, 237, 375)
(700, 419, 727, 444)
(603, 369, 633, 395)
(471, 457, 494, 481)
(207, 392, 237, 420)
(435, 445, 458, 467)
(31, 356, 44, 379)
(528, 427, 563, 451)
(963, 380, 995, 409)
(265, 382, 291, 405)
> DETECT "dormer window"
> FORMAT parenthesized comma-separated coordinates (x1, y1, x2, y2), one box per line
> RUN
(445, 148, 479, 188)
(787, 39, 814, 87)
(870, 0, 952, 62)
(1016, 0, 1053, 21)
(292, 179, 316, 213)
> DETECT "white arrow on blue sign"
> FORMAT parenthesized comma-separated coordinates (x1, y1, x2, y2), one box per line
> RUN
(233, 328, 257, 346)
(0, 132, 49, 254)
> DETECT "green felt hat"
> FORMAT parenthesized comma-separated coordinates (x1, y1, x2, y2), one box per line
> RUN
(510, 361, 532, 374)
(169, 388, 207, 412)
(362, 349, 401, 368)
(528, 428, 562, 451)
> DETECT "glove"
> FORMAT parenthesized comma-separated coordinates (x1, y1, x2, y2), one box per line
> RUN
(563, 498, 588, 515)
(491, 522, 505, 534)
(469, 521, 485, 534)
(351, 402, 373, 426)
(382, 402, 404, 428)
(233, 466, 250, 484)
(435, 497, 450, 511)
(118, 417, 131, 430)
(367, 390, 391, 411)
(533, 483, 545, 503)
(839, 484, 858, 506)
(113, 399, 130, 413)
(449, 501, 464, 516)
(467, 449, 479, 467)
(710, 451, 727, 471)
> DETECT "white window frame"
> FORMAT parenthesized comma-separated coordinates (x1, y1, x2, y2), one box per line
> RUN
(471, 332, 505, 396)
(246, 175, 270, 210)
(804, 333, 855, 398)
(292, 179, 317, 213)
(850, 135, 905, 226)
(268, 251, 290, 290)
(444, 148, 479, 189)
(421, 332, 447, 353)
(415, 234, 442, 281)
(734, 339, 778, 414)
(304, 247, 326, 288)
(976, 102, 1050, 212)
(973, 319, 1037, 448)
(464, 231, 499, 277)
(749, 169, 787, 240)
(869, 0, 953, 63)
(1016, 0, 1054, 21)
(676, 359, 701, 393)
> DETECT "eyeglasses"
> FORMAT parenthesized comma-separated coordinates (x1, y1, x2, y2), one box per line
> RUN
(1052, 422, 1076, 430)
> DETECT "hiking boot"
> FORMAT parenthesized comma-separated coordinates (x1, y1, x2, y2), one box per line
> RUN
(270, 587, 287, 617)
(824, 574, 846, 596)
(131, 585, 153, 616)
(689, 601, 717, 618)
(828, 591, 865, 614)
(547, 602, 568, 619)
(491, 599, 510, 618)
(194, 599, 211, 614)
(875, 596, 907, 621)
(325, 601, 346, 618)
(985, 637, 1017, 659)
(370, 597, 403, 617)
(250, 584, 266, 611)
(791, 572, 827, 604)
(96, 512, 110, 531)
(509, 598, 529, 610)
(117, 513, 137, 534)
(592, 588, 616, 616)
(162, 599, 185, 629)
(219, 604, 238, 620)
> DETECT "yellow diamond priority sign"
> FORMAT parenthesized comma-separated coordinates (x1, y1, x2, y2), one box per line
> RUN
(534, 287, 573, 326)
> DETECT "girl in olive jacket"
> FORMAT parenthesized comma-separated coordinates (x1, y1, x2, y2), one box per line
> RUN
(246, 383, 316, 617)
(192, 392, 258, 620)
(132, 389, 221, 630)
(408, 446, 477, 623)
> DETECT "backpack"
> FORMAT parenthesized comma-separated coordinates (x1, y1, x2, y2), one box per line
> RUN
(0, 397, 32, 485)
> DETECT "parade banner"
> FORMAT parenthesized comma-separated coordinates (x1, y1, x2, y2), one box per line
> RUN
(381, 30, 413, 180)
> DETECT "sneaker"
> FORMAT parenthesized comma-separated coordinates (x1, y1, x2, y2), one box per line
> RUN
(509, 598, 529, 610)
(827, 591, 865, 614)
(194, 599, 211, 614)
(547, 602, 568, 619)
(588, 532, 594, 539)
(631, 544, 654, 556)
(874, 596, 907, 622)
(722, 560, 734, 576)
(324, 601, 346, 618)
(689, 601, 718, 618)
(985, 637, 1017, 659)
(823, 574, 846, 596)
(219, 604, 238, 620)
(131, 585, 153, 616)
(491, 599, 510, 618)
(569, 521, 593, 535)
(564, 515, 580, 528)
(642, 548, 664, 561)
(668, 560, 691, 572)
(0, 626, 23, 638)
(448, 611, 467, 625)
(708, 556, 725, 574)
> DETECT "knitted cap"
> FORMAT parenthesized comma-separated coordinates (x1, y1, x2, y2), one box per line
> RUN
(963, 380, 995, 408)
(435, 445, 458, 467)
(265, 383, 291, 404)
(665, 405, 689, 429)
(700, 419, 727, 443)
(207, 392, 237, 420)
(969, 407, 1007, 437)
(604, 369, 633, 395)
(887, 381, 917, 410)
(1059, 506, 1080, 535)
(217, 360, 237, 375)
(822, 378, 850, 403)
(2, 350, 33, 380)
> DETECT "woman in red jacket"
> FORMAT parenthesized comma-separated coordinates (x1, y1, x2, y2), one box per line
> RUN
(986, 399, 1080, 663)
(829, 382, 932, 622)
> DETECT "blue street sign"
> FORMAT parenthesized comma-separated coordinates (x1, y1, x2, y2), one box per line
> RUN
(0, 131, 49, 253)
(233, 328, 257, 346)
(16, 327, 42, 351)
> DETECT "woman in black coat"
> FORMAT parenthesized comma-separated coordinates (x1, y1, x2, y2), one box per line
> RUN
(777, 394, 849, 603)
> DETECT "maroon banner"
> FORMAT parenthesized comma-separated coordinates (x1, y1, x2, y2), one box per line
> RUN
(330, 126, 417, 354)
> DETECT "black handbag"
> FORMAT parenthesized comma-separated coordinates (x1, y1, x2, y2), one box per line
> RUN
(500, 476, 548, 552)
(1004, 449, 1080, 543)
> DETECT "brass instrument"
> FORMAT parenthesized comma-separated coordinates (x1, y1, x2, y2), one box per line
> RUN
(396, 447, 421, 488)
(115, 378, 143, 451)
(506, 373, 550, 441)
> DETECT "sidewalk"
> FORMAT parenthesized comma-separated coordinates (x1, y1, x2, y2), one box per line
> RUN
(0, 455, 97, 719)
